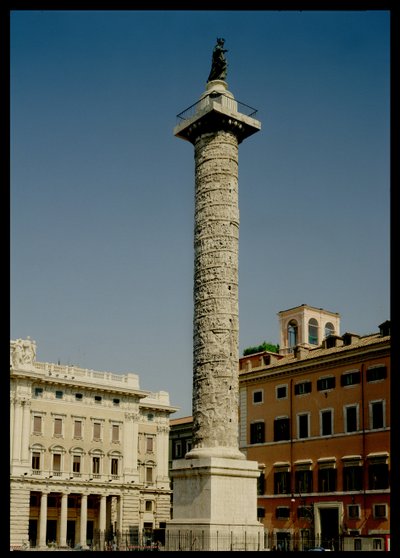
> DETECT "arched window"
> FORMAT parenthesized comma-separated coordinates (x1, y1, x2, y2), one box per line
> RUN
(288, 320, 298, 350)
(308, 318, 319, 345)
(325, 322, 335, 338)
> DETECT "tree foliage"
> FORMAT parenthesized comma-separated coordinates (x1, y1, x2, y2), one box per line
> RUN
(243, 341, 279, 356)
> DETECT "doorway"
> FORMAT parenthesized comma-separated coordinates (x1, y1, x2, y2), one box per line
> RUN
(67, 520, 76, 548)
(319, 507, 339, 550)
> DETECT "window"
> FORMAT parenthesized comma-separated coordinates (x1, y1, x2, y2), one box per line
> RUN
(317, 377, 335, 391)
(343, 465, 363, 491)
(276, 506, 290, 519)
(55, 390, 63, 399)
(74, 420, 82, 438)
(373, 539, 383, 550)
(32, 452, 40, 470)
(253, 390, 263, 404)
(92, 456, 100, 475)
(276, 385, 287, 399)
(348, 505, 360, 519)
(93, 422, 101, 441)
(274, 471, 290, 494)
(111, 458, 119, 476)
(373, 504, 387, 519)
(288, 321, 298, 350)
(321, 410, 333, 436)
(145, 500, 153, 512)
(250, 422, 265, 444)
(72, 455, 81, 473)
(54, 418, 63, 436)
(298, 414, 309, 439)
(33, 415, 42, 435)
(295, 470, 313, 493)
(94, 395, 102, 404)
(366, 366, 387, 382)
(308, 318, 318, 345)
(318, 467, 337, 492)
(75, 393, 83, 401)
(113, 398, 120, 406)
(146, 466, 153, 483)
(34, 387, 43, 398)
(112, 424, 120, 443)
(345, 405, 358, 433)
(354, 539, 362, 551)
(173, 440, 182, 459)
(257, 507, 266, 518)
(368, 462, 389, 489)
(53, 453, 61, 472)
(257, 472, 265, 495)
(341, 371, 361, 387)
(147, 413, 154, 422)
(324, 322, 335, 338)
(370, 401, 384, 429)
(295, 381, 312, 395)
(274, 417, 290, 441)
(146, 436, 154, 452)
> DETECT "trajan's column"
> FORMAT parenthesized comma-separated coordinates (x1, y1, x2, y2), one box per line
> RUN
(166, 39, 263, 551)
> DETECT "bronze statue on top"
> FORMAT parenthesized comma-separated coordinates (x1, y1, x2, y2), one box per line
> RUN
(207, 38, 228, 82)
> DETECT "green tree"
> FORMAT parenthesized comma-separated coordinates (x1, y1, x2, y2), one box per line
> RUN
(243, 341, 279, 356)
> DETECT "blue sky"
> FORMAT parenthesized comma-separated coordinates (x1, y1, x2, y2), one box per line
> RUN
(10, 10, 390, 418)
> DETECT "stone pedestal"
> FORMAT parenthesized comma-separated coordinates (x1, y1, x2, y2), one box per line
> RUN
(167, 456, 264, 551)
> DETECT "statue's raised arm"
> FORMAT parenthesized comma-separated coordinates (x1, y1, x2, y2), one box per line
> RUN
(207, 38, 228, 82)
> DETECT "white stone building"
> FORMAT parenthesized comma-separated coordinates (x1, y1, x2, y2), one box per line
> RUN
(10, 338, 177, 550)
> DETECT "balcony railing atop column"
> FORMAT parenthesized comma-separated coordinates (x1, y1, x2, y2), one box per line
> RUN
(176, 91, 258, 123)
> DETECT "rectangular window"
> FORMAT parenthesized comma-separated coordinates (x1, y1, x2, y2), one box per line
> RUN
(253, 390, 263, 404)
(354, 539, 362, 551)
(34, 387, 43, 398)
(32, 452, 40, 470)
(173, 440, 182, 459)
(367, 366, 387, 382)
(371, 401, 384, 429)
(317, 377, 335, 391)
(276, 507, 290, 519)
(145, 500, 153, 512)
(274, 471, 290, 494)
(373, 504, 387, 519)
(343, 466, 363, 491)
(74, 420, 82, 438)
(274, 417, 290, 441)
(53, 453, 61, 472)
(295, 470, 313, 493)
(373, 539, 383, 550)
(54, 418, 63, 436)
(298, 414, 309, 439)
(33, 416, 42, 434)
(318, 468, 337, 492)
(72, 455, 81, 473)
(341, 371, 361, 386)
(321, 410, 333, 436)
(294, 381, 312, 395)
(257, 472, 265, 495)
(111, 458, 119, 476)
(145, 466, 153, 483)
(250, 422, 265, 444)
(276, 385, 287, 399)
(112, 424, 120, 443)
(55, 390, 63, 399)
(92, 457, 100, 475)
(146, 436, 154, 452)
(348, 505, 360, 519)
(368, 463, 389, 490)
(75, 393, 83, 401)
(93, 422, 101, 440)
(94, 395, 102, 404)
(113, 398, 120, 406)
(345, 405, 358, 432)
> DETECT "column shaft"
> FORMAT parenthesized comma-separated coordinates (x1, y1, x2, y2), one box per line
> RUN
(12, 399, 23, 462)
(192, 130, 240, 452)
(59, 493, 68, 547)
(39, 492, 48, 547)
(80, 494, 87, 546)
(21, 401, 31, 464)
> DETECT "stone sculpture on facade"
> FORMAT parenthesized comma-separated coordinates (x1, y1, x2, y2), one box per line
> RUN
(11, 337, 37, 368)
